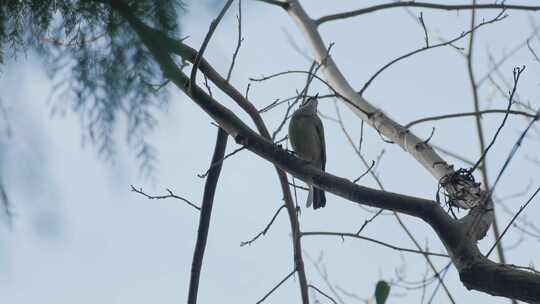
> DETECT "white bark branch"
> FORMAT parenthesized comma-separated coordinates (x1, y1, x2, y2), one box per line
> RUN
(284, 0, 483, 209)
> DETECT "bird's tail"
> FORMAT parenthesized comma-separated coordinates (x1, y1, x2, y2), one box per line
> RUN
(313, 187, 326, 209)
(307, 185, 326, 209)
(306, 186, 314, 208)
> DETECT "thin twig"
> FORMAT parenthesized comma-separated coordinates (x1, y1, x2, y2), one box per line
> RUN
(477, 23, 540, 87)
(469, 66, 526, 175)
(240, 205, 286, 246)
(270, 44, 335, 141)
(482, 111, 540, 247)
(405, 109, 537, 128)
(304, 252, 346, 304)
(334, 286, 366, 303)
(465, 110, 540, 247)
(203, 74, 213, 96)
(130, 185, 200, 210)
(426, 262, 452, 304)
(423, 127, 436, 144)
(197, 146, 246, 178)
(189, 0, 234, 92)
(308, 285, 339, 304)
(487, 186, 540, 257)
(356, 209, 384, 235)
(256, 269, 297, 304)
(270, 58, 320, 140)
(301, 232, 449, 258)
(332, 100, 385, 215)
(259, 93, 335, 114)
(527, 39, 540, 62)
(392, 214, 456, 303)
(226, 0, 243, 81)
(352, 160, 375, 184)
(401, 6, 465, 54)
(251, 70, 371, 116)
(418, 12, 429, 47)
(358, 10, 507, 95)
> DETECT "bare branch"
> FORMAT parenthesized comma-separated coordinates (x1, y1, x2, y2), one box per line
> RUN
(477, 24, 540, 87)
(356, 209, 384, 235)
(488, 186, 540, 257)
(240, 205, 286, 247)
(302, 231, 449, 258)
(256, 269, 296, 304)
(358, 10, 507, 95)
(527, 39, 540, 62)
(315, 2, 540, 26)
(469, 66, 526, 175)
(189, 0, 234, 93)
(130, 185, 200, 210)
(111, 2, 540, 301)
(352, 160, 375, 184)
(308, 285, 338, 304)
(405, 109, 537, 128)
(426, 262, 452, 304)
(418, 12, 429, 47)
(197, 145, 246, 178)
(226, 0, 244, 81)
(332, 96, 453, 299)
(187, 3, 234, 303)
(304, 252, 347, 304)
(251, 70, 371, 116)
(188, 128, 229, 304)
(136, 5, 312, 301)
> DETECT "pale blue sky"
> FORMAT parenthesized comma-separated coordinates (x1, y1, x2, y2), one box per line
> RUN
(1, 1, 540, 303)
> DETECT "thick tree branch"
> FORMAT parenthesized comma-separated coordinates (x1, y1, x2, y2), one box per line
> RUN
(460, 260, 540, 302)
(281, 0, 484, 209)
(110, 1, 540, 302)
(113, 0, 453, 241)
(188, 128, 228, 304)
(109, 2, 311, 301)
(184, 2, 234, 303)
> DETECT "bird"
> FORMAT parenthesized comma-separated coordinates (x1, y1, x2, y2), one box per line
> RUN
(288, 96, 326, 209)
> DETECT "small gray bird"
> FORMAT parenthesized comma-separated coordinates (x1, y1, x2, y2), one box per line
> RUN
(288, 96, 326, 209)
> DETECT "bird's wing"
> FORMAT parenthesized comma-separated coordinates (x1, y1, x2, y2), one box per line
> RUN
(315, 115, 326, 171)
